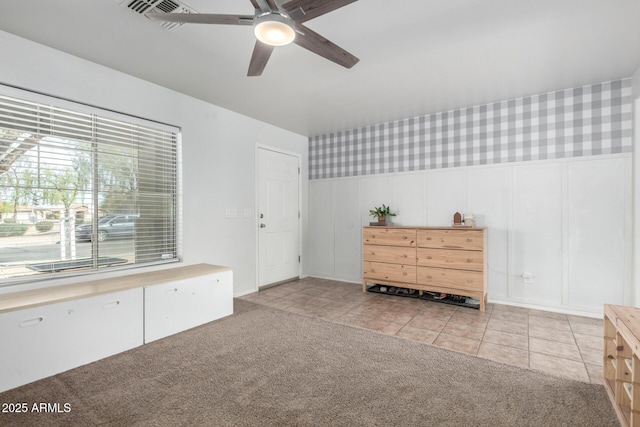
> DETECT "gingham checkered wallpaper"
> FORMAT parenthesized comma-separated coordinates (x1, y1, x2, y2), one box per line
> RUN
(309, 79, 633, 180)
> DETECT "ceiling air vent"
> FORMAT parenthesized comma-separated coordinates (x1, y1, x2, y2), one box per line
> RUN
(117, 0, 196, 31)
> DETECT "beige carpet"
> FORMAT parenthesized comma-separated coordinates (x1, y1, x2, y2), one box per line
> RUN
(0, 299, 617, 426)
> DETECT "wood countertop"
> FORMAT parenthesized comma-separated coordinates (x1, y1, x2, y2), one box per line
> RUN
(0, 263, 231, 314)
(363, 225, 486, 230)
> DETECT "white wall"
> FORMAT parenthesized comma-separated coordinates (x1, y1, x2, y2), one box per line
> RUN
(309, 154, 632, 316)
(0, 30, 308, 297)
(633, 65, 640, 307)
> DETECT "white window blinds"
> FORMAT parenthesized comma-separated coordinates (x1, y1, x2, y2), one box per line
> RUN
(0, 90, 180, 284)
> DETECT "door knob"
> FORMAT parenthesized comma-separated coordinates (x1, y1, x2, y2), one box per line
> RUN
(260, 223, 266, 228)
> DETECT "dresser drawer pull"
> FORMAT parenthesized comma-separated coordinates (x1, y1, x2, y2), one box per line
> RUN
(165, 288, 179, 294)
(19, 317, 44, 328)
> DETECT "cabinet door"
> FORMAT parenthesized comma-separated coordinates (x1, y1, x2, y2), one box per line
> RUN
(363, 261, 416, 283)
(363, 227, 416, 247)
(0, 288, 143, 393)
(363, 244, 415, 264)
(144, 270, 233, 343)
(417, 266, 483, 293)
(417, 229, 484, 251)
(416, 248, 483, 271)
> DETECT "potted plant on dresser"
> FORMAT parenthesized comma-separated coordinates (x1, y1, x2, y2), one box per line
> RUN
(369, 204, 396, 226)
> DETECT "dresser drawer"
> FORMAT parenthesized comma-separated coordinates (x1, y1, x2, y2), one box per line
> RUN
(417, 229, 484, 251)
(417, 266, 483, 292)
(363, 227, 416, 247)
(416, 248, 483, 271)
(363, 244, 415, 264)
(364, 261, 416, 283)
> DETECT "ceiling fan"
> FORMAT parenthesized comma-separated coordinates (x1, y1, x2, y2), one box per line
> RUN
(146, 0, 359, 77)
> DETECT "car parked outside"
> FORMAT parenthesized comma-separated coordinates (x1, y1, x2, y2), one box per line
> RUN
(75, 214, 137, 242)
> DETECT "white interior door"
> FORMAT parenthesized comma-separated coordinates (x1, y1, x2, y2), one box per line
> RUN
(258, 147, 300, 287)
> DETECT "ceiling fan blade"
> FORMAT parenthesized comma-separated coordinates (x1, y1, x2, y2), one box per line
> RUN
(146, 13, 254, 25)
(254, 0, 276, 12)
(247, 41, 275, 76)
(282, 0, 358, 23)
(293, 24, 359, 69)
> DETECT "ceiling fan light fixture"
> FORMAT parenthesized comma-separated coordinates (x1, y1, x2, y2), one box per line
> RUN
(254, 13, 295, 47)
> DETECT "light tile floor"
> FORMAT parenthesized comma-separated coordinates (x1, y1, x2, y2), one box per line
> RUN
(239, 277, 604, 384)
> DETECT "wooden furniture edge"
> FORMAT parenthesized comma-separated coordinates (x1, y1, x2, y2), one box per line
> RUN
(362, 278, 487, 311)
(604, 382, 631, 427)
(362, 278, 417, 292)
(0, 263, 231, 314)
(610, 305, 640, 348)
(363, 226, 487, 230)
(604, 304, 640, 427)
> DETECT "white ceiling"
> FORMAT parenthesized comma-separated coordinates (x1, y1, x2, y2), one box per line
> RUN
(0, 0, 639, 137)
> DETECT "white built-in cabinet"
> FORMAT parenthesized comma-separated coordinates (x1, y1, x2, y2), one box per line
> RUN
(0, 288, 143, 393)
(144, 268, 233, 343)
(0, 264, 232, 393)
(309, 154, 631, 315)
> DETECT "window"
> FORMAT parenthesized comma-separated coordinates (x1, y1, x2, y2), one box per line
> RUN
(0, 87, 180, 284)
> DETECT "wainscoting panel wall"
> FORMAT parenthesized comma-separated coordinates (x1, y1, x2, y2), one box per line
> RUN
(510, 162, 564, 306)
(308, 78, 633, 314)
(426, 169, 467, 225)
(309, 181, 334, 278)
(390, 172, 427, 227)
(359, 175, 392, 226)
(333, 179, 362, 281)
(307, 154, 631, 314)
(566, 157, 630, 310)
(466, 166, 511, 300)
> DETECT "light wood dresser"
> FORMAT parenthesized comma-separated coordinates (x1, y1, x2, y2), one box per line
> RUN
(604, 304, 640, 427)
(362, 226, 487, 311)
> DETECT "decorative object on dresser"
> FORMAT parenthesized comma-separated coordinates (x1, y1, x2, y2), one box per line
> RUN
(603, 304, 640, 427)
(362, 226, 487, 311)
(462, 213, 476, 227)
(368, 204, 397, 226)
(453, 212, 463, 226)
(452, 211, 475, 228)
